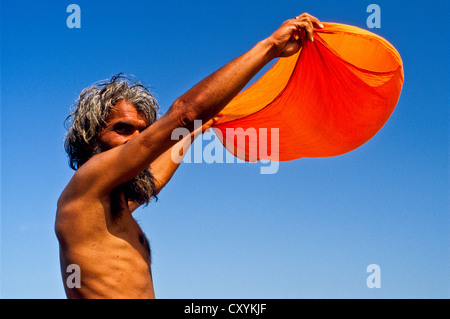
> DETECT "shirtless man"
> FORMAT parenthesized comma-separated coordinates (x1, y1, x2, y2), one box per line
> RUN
(55, 13, 323, 299)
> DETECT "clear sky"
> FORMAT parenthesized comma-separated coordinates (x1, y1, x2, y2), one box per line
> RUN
(1, 0, 448, 298)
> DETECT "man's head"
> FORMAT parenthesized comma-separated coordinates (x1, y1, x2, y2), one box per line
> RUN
(64, 74, 159, 205)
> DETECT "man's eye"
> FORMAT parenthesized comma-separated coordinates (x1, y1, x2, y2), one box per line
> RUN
(115, 126, 134, 134)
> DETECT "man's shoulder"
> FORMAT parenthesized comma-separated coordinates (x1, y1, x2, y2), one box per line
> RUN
(55, 172, 113, 244)
(58, 161, 112, 206)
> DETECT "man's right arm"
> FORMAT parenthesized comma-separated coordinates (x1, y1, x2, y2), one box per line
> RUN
(61, 13, 323, 202)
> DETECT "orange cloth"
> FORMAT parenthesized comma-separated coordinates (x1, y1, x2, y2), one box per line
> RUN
(212, 22, 404, 161)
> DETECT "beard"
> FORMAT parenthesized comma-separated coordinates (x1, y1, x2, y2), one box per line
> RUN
(91, 142, 158, 208)
(122, 166, 157, 206)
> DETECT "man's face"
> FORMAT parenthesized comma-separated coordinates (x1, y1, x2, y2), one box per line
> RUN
(97, 99, 149, 151)
(95, 99, 156, 205)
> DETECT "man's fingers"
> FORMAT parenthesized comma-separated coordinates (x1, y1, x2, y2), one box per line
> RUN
(304, 23, 314, 42)
(294, 13, 324, 42)
(301, 13, 324, 29)
(200, 117, 220, 133)
(211, 113, 223, 124)
(293, 20, 314, 42)
(295, 13, 322, 26)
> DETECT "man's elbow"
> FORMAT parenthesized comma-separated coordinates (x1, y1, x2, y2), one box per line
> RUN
(170, 98, 202, 132)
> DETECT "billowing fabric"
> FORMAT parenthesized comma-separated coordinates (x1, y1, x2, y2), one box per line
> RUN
(212, 23, 404, 162)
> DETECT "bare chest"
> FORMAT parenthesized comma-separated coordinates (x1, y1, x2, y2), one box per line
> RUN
(107, 211, 151, 264)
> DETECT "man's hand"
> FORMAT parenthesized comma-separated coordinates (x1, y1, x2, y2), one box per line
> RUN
(268, 13, 324, 58)
(191, 113, 223, 140)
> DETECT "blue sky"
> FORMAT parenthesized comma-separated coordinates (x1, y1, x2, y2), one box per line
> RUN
(1, 0, 448, 298)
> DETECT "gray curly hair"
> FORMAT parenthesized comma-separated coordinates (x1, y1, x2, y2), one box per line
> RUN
(64, 74, 159, 170)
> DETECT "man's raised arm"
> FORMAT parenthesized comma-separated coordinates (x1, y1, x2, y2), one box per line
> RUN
(64, 13, 322, 200)
(170, 13, 323, 129)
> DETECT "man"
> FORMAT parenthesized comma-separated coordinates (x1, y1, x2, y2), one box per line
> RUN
(56, 13, 323, 298)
